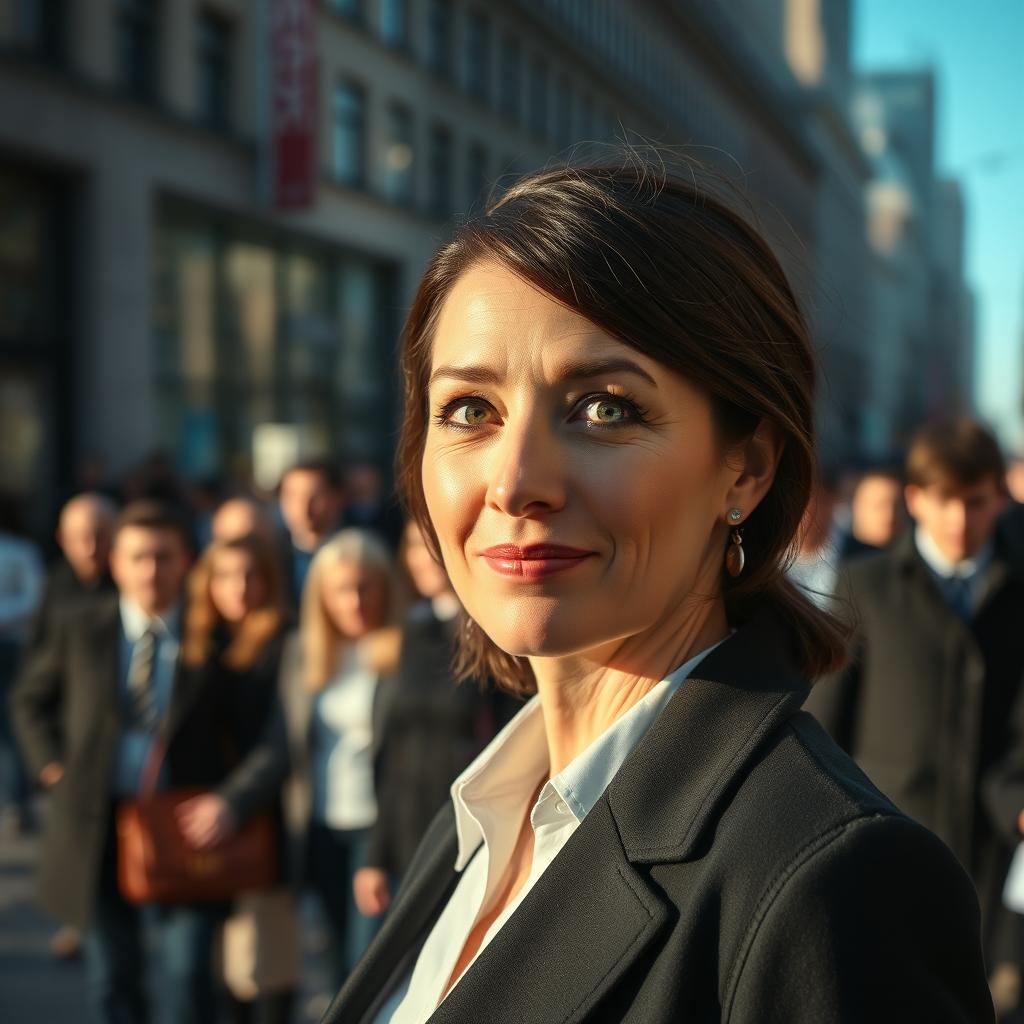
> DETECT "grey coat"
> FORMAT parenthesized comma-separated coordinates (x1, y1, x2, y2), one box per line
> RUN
(324, 609, 993, 1024)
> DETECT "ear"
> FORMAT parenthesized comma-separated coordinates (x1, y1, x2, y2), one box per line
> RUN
(723, 420, 783, 520)
(904, 483, 923, 521)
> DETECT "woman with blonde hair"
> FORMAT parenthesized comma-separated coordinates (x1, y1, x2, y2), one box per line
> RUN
(175, 532, 296, 1024)
(278, 528, 399, 992)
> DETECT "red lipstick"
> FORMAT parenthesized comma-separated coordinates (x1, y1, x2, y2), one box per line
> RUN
(480, 544, 594, 580)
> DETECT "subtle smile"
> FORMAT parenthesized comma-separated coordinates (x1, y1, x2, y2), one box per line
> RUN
(480, 544, 595, 580)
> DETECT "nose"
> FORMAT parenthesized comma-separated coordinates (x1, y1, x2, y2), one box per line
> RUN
(485, 412, 566, 518)
(948, 501, 968, 534)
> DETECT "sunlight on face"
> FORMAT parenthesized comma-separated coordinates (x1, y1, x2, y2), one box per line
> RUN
(421, 262, 737, 661)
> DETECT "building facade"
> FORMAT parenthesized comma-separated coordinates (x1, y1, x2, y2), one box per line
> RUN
(2, 0, 839, 526)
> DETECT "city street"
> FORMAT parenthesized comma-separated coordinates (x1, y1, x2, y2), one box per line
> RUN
(0, 827, 334, 1023)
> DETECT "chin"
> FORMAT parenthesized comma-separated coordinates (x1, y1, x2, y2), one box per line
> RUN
(471, 599, 624, 661)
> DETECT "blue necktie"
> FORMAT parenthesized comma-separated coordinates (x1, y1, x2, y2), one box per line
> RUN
(946, 575, 973, 621)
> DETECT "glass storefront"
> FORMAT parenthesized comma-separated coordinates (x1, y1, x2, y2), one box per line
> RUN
(0, 162, 69, 531)
(154, 201, 398, 483)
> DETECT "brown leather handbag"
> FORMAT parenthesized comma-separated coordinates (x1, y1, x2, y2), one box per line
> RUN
(116, 740, 276, 905)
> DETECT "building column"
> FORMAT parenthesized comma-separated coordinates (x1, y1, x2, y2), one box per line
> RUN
(77, 165, 155, 474)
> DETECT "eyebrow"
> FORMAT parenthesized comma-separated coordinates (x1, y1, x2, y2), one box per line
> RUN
(427, 357, 658, 390)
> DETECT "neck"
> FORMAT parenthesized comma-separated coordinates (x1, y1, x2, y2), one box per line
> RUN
(529, 582, 729, 779)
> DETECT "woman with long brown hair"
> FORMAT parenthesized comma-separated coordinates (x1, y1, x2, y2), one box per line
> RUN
(175, 533, 296, 1024)
(324, 161, 992, 1023)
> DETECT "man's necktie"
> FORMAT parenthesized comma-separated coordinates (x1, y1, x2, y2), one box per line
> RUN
(127, 628, 159, 731)
(947, 575, 973, 621)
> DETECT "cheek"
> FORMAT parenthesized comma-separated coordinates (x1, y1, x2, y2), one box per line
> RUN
(422, 445, 481, 558)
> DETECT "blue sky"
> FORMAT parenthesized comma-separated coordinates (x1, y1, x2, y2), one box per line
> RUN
(854, 0, 1024, 449)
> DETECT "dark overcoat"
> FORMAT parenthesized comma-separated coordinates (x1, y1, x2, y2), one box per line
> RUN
(324, 610, 993, 1024)
(10, 594, 235, 930)
(805, 531, 1024, 963)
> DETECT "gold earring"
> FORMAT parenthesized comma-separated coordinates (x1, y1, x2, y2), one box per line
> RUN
(725, 525, 745, 577)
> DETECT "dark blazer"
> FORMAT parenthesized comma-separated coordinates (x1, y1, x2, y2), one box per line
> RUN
(29, 558, 115, 649)
(10, 593, 233, 930)
(806, 530, 1024, 963)
(366, 604, 520, 878)
(324, 610, 993, 1023)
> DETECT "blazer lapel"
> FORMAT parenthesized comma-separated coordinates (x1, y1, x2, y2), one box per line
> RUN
(430, 797, 670, 1024)
(89, 597, 123, 729)
(324, 806, 461, 1024)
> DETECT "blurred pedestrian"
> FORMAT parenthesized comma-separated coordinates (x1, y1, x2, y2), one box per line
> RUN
(212, 495, 276, 546)
(30, 491, 118, 961)
(179, 534, 296, 1024)
(277, 460, 345, 611)
(32, 492, 118, 649)
(11, 500, 232, 1024)
(849, 467, 905, 552)
(278, 529, 398, 991)
(0, 493, 44, 836)
(807, 418, 1024, 1009)
(354, 522, 519, 919)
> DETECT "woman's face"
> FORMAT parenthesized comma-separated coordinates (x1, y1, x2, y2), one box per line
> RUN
(403, 521, 452, 599)
(322, 560, 388, 639)
(209, 549, 268, 624)
(421, 262, 742, 663)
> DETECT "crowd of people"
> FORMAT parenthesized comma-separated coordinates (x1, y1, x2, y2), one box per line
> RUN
(4, 416, 1024, 1021)
(0, 458, 515, 1023)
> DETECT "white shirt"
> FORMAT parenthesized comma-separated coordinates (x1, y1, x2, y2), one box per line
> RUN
(376, 639, 725, 1023)
(914, 524, 995, 614)
(311, 647, 379, 830)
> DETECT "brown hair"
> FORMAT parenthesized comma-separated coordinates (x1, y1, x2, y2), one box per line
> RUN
(906, 418, 1007, 493)
(182, 534, 287, 671)
(113, 499, 193, 551)
(397, 159, 849, 693)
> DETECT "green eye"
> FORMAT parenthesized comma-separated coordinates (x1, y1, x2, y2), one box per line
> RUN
(451, 403, 490, 425)
(584, 399, 627, 424)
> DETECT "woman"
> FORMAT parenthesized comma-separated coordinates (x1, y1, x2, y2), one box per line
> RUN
(325, 163, 993, 1023)
(353, 522, 519, 919)
(279, 528, 399, 992)
(175, 534, 296, 1024)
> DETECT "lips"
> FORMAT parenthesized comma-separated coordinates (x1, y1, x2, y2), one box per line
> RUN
(480, 544, 595, 580)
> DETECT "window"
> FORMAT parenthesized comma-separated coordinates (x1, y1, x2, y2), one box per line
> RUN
(498, 34, 521, 121)
(428, 123, 453, 218)
(527, 54, 548, 138)
(464, 10, 490, 101)
(554, 74, 572, 149)
(465, 141, 489, 211)
(379, 0, 408, 49)
(197, 12, 231, 129)
(116, 0, 157, 98)
(332, 81, 366, 187)
(16, 0, 65, 63)
(327, 0, 363, 23)
(384, 104, 415, 206)
(426, 0, 453, 77)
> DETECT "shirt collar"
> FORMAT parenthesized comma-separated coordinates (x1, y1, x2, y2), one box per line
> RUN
(119, 595, 181, 643)
(914, 524, 994, 581)
(449, 638, 726, 869)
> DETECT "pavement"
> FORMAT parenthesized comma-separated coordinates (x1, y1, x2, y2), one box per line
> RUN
(0, 824, 336, 1024)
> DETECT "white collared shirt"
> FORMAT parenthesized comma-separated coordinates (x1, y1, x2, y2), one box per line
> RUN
(914, 525, 994, 614)
(375, 639, 725, 1023)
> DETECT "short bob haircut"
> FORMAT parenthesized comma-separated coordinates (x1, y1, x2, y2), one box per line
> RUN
(397, 159, 849, 694)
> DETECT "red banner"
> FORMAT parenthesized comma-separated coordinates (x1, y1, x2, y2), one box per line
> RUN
(271, 0, 319, 209)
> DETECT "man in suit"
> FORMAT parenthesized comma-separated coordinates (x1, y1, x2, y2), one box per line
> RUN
(12, 500, 225, 1024)
(277, 459, 345, 610)
(806, 418, 1024, 1012)
(29, 492, 118, 960)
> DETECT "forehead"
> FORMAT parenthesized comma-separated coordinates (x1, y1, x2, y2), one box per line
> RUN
(924, 475, 1002, 501)
(431, 262, 657, 378)
(115, 526, 185, 551)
